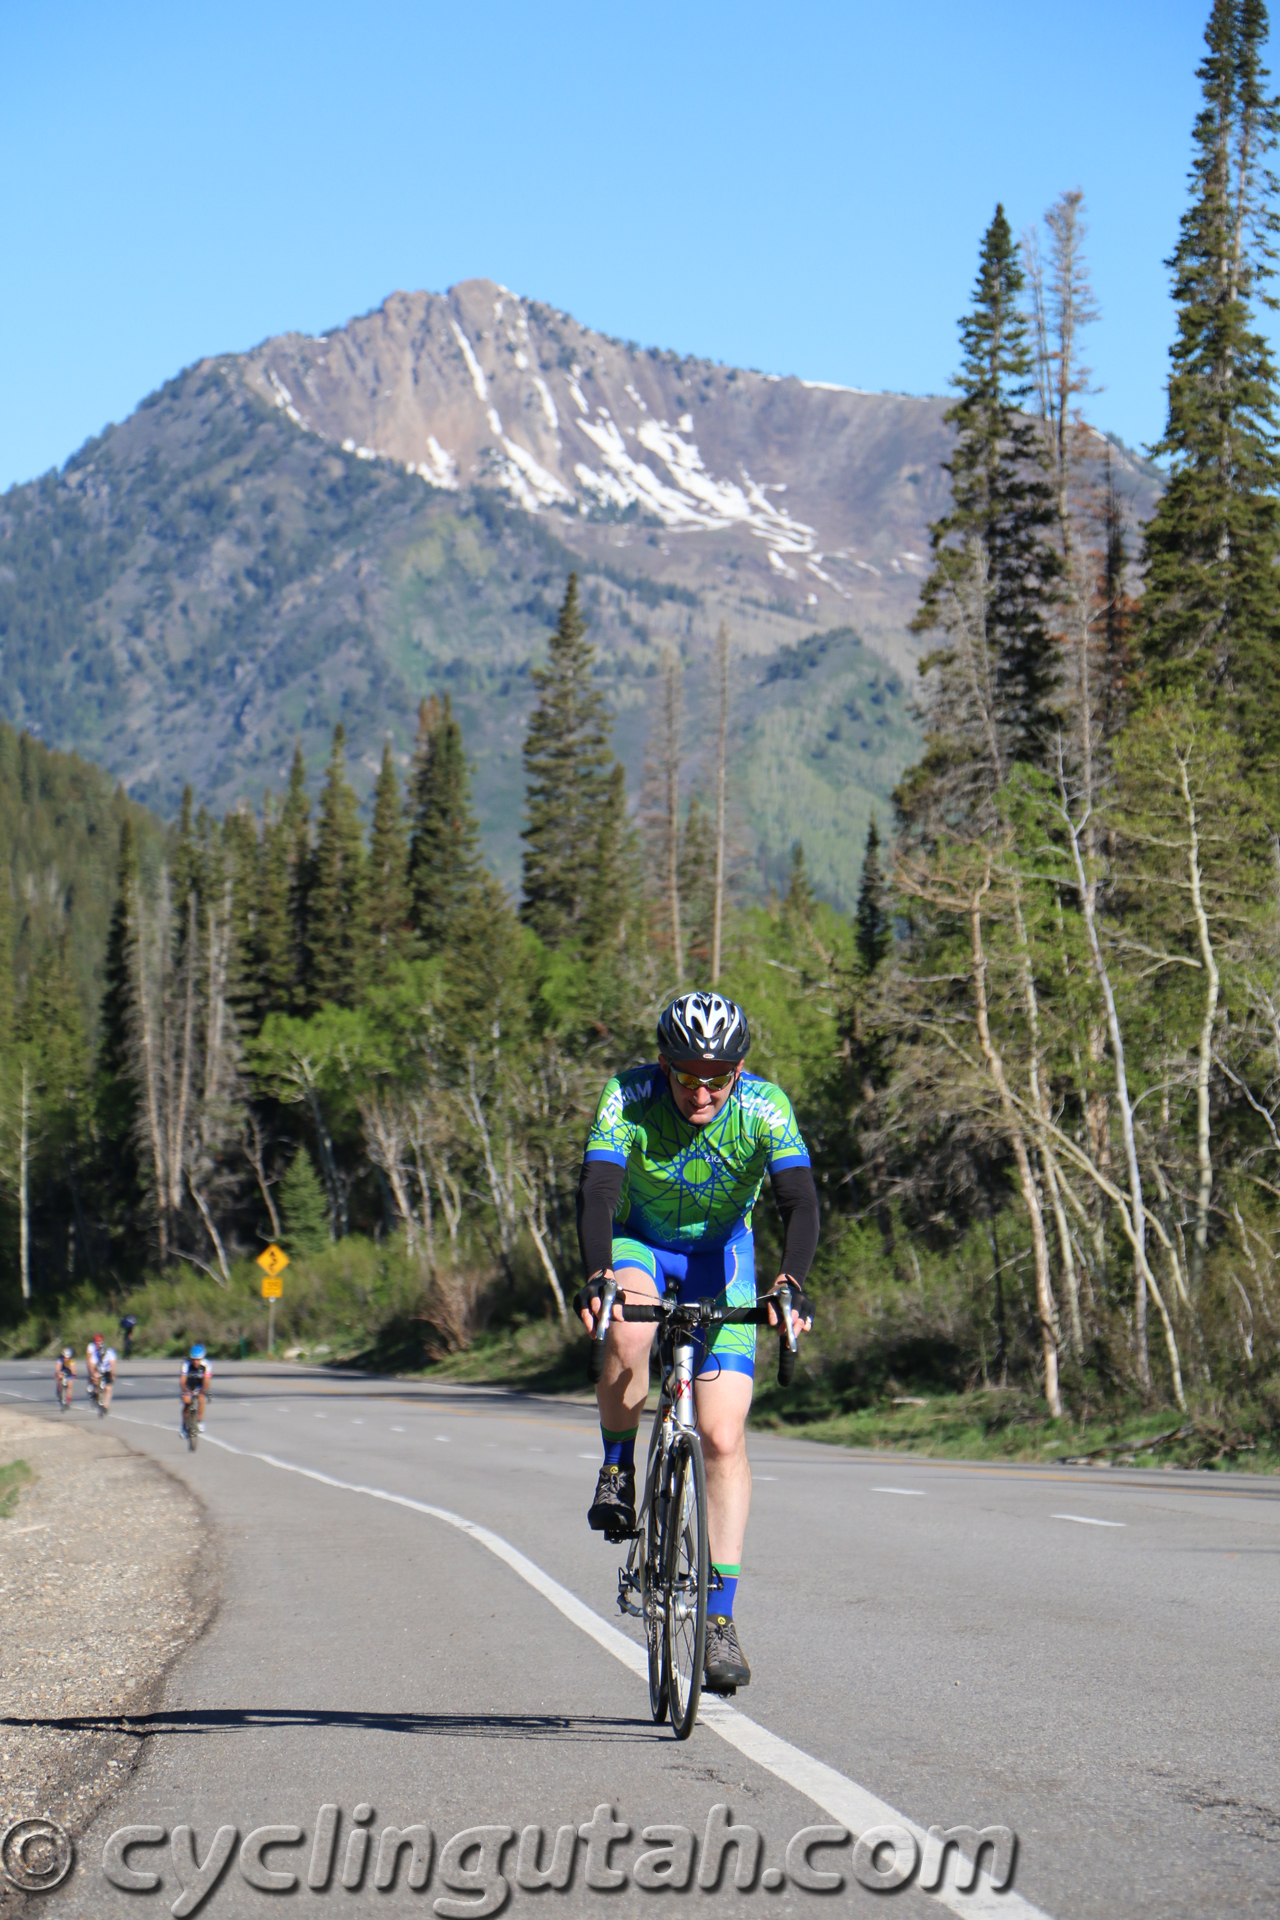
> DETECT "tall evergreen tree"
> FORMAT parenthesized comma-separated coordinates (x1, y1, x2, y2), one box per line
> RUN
(253, 795, 297, 1021)
(171, 785, 200, 925)
(304, 725, 366, 1010)
(98, 820, 138, 1103)
(1138, 0, 1280, 766)
(678, 793, 716, 966)
(855, 815, 891, 975)
(95, 818, 143, 1245)
(407, 696, 484, 954)
(903, 206, 1061, 834)
(283, 742, 312, 995)
(368, 742, 410, 976)
(221, 806, 259, 1025)
(782, 842, 815, 931)
(521, 574, 615, 946)
(581, 761, 637, 958)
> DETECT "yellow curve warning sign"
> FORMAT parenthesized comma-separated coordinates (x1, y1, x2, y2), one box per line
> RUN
(257, 1244, 289, 1296)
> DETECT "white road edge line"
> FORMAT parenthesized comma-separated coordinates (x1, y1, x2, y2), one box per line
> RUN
(1052, 1514, 1125, 1528)
(874, 1487, 926, 1497)
(0, 1390, 1052, 1919)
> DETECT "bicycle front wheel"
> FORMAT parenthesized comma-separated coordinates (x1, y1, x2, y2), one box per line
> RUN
(662, 1433, 708, 1741)
(641, 1439, 668, 1724)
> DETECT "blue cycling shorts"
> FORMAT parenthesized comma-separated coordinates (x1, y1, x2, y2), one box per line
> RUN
(611, 1233, 757, 1380)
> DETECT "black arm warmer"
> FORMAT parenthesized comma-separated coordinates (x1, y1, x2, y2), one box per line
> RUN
(576, 1159, 625, 1280)
(769, 1164, 821, 1286)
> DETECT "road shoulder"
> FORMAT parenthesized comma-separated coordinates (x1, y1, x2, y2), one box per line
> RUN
(0, 1404, 217, 1912)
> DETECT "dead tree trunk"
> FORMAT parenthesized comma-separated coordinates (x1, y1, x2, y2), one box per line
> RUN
(711, 621, 730, 986)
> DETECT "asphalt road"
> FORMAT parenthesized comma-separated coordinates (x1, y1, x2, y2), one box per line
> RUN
(1, 1358, 1277, 1920)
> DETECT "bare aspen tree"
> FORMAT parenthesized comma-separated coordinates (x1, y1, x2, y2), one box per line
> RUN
(663, 653, 684, 979)
(896, 846, 1063, 1414)
(641, 650, 686, 977)
(1115, 701, 1263, 1297)
(1051, 753, 1153, 1390)
(711, 621, 731, 985)
(18, 1060, 30, 1302)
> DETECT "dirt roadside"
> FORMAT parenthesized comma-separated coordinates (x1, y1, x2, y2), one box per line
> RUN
(0, 1404, 217, 1913)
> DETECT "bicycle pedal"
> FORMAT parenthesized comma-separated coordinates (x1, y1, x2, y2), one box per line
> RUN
(705, 1681, 737, 1697)
(603, 1526, 640, 1544)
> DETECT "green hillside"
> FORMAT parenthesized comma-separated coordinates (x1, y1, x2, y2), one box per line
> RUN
(0, 363, 914, 907)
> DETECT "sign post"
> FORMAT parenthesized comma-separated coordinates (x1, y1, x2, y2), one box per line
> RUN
(256, 1244, 289, 1356)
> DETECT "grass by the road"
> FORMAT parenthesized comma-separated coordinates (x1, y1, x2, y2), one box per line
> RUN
(353, 1326, 1275, 1471)
(750, 1391, 1276, 1471)
(0, 1459, 33, 1519)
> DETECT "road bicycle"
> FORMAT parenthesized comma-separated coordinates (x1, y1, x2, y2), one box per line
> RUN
(182, 1398, 199, 1452)
(56, 1372, 73, 1412)
(587, 1277, 799, 1740)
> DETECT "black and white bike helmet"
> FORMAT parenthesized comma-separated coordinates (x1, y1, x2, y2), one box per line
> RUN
(656, 992, 751, 1064)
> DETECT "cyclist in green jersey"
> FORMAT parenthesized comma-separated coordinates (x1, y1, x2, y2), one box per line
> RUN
(576, 991, 818, 1693)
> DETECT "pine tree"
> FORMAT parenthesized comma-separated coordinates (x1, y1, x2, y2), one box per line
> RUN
(1138, 0, 1280, 767)
(95, 819, 143, 1242)
(98, 820, 138, 1103)
(904, 206, 1061, 833)
(678, 793, 716, 966)
(581, 761, 638, 957)
(855, 815, 891, 975)
(171, 785, 200, 926)
(304, 725, 366, 1010)
(407, 696, 484, 954)
(782, 842, 814, 933)
(279, 1145, 331, 1253)
(283, 742, 312, 1000)
(521, 574, 615, 946)
(368, 743, 410, 977)
(254, 795, 296, 1021)
(221, 806, 259, 1026)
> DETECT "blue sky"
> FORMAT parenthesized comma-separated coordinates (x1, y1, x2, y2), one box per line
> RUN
(0, 0, 1254, 491)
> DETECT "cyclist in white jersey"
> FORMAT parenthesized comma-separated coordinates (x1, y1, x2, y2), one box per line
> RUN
(86, 1334, 103, 1404)
(181, 1347, 212, 1431)
(98, 1346, 118, 1413)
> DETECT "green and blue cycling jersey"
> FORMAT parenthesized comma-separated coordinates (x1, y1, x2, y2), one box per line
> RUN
(583, 1064, 810, 1377)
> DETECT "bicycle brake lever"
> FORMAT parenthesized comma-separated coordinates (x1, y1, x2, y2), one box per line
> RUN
(588, 1276, 619, 1383)
(776, 1282, 797, 1387)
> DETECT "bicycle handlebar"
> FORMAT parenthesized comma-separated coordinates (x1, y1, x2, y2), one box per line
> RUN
(588, 1282, 802, 1388)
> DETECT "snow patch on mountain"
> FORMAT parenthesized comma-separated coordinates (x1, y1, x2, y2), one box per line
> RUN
(533, 376, 559, 431)
(451, 322, 489, 403)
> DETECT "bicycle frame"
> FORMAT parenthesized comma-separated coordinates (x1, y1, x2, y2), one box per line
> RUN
(618, 1315, 699, 1629)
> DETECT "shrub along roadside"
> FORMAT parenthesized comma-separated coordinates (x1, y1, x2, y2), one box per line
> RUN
(4, 1224, 1277, 1471)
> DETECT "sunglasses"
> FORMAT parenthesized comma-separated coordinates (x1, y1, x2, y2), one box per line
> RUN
(670, 1067, 736, 1092)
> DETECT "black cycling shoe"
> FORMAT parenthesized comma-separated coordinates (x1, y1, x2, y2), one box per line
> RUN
(588, 1465, 636, 1538)
(704, 1616, 751, 1693)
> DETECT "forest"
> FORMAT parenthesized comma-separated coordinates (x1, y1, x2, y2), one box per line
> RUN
(3, 0, 1280, 1464)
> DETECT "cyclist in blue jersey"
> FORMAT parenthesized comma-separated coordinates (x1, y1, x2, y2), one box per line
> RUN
(576, 991, 818, 1692)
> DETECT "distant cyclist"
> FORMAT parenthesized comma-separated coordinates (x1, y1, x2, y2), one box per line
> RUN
(86, 1333, 104, 1405)
(55, 1346, 75, 1410)
(576, 992, 818, 1694)
(97, 1344, 118, 1414)
(181, 1345, 212, 1432)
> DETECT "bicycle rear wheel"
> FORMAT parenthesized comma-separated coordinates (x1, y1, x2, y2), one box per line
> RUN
(662, 1433, 708, 1741)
